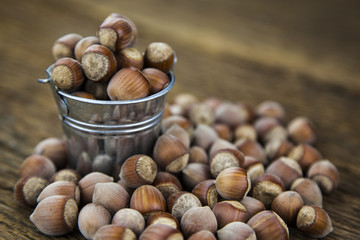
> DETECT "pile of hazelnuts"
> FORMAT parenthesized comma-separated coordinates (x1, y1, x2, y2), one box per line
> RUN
(50, 13, 174, 101)
(14, 91, 339, 239)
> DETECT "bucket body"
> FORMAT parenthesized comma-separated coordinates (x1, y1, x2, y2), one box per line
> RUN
(38, 65, 174, 177)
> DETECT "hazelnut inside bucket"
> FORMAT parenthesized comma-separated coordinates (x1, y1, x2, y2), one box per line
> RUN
(38, 64, 175, 176)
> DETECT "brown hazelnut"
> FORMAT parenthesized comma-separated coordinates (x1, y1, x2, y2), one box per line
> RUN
(234, 124, 257, 142)
(243, 156, 265, 182)
(296, 205, 333, 238)
(247, 210, 289, 240)
(146, 211, 180, 230)
(93, 224, 136, 240)
(287, 116, 316, 144)
(253, 117, 280, 141)
(153, 134, 189, 173)
(214, 123, 233, 142)
(37, 181, 80, 206)
(107, 67, 150, 100)
(33, 137, 68, 170)
(139, 223, 183, 240)
(142, 68, 170, 94)
(214, 102, 247, 128)
(271, 191, 304, 225)
(287, 143, 322, 171)
(30, 195, 78, 236)
(98, 17, 134, 52)
(188, 103, 215, 126)
(214, 167, 251, 200)
(74, 36, 100, 61)
(14, 176, 48, 207)
(78, 203, 112, 239)
(51, 57, 85, 91)
(265, 139, 294, 162)
(152, 171, 183, 200)
(188, 146, 209, 164)
(307, 159, 340, 195)
(192, 179, 218, 209)
(180, 206, 217, 238)
(52, 33, 83, 60)
(290, 178, 323, 207)
(161, 115, 193, 136)
(51, 169, 81, 184)
(182, 163, 212, 191)
(250, 174, 285, 208)
(78, 172, 114, 205)
(188, 230, 216, 240)
(208, 139, 237, 159)
(116, 47, 143, 70)
(130, 185, 166, 219)
(81, 44, 117, 82)
(164, 123, 191, 149)
(144, 42, 175, 73)
(102, 13, 137, 47)
(239, 196, 266, 221)
(209, 148, 244, 178)
(235, 138, 267, 165)
(217, 222, 256, 240)
(19, 154, 56, 180)
(212, 201, 247, 229)
(193, 124, 219, 151)
(119, 154, 157, 189)
(91, 154, 114, 176)
(167, 191, 202, 221)
(265, 157, 303, 189)
(84, 80, 110, 100)
(255, 100, 286, 121)
(112, 208, 145, 236)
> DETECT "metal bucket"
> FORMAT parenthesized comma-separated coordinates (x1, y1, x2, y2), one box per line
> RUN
(38, 65, 175, 177)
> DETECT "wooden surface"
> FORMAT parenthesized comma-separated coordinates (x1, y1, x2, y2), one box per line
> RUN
(1, 0, 359, 239)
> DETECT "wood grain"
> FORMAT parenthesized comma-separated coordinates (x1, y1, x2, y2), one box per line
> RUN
(0, 0, 359, 239)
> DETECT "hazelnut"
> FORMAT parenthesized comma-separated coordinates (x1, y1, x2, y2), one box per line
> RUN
(78, 172, 114, 205)
(181, 163, 212, 191)
(139, 224, 183, 240)
(153, 134, 189, 173)
(214, 123, 233, 142)
(52, 33, 83, 60)
(51, 169, 81, 184)
(107, 67, 150, 100)
(112, 208, 145, 236)
(250, 174, 285, 208)
(243, 156, 265, 182)
(14, 176, 48, 207)
(74, 36, 100, 61)
(30, 195, 78, 236)
(144, 42, 175, 73)
(235, 138, 267, 165)
(98, 17, 134, 52)
(142, 68, 170, 94)
(271, 191, 304, 225)
(214, 102, 247, 128)
(296, 205, 333, 238)
(188, 230, 216, 240)
(116, 47, 144, 70)
(173, 92, 199, 114)
(37, 181, 80, 206)
(256, 100, 286, 121)
(287, 143, 322, 171)
(180, 206, 217, 238)
(193, 124, 219, 151)
(233, 124, 257, 142)
(76, 151, 93, 177)
(93, 224, 136, 240)
(130, 185, 166, 219)
(212, 201, 247, 229)
(167, 191, 202, 221)
(262, 125, 288, 143)
(91, 154, 114, 176)
(84, 80, 110, 100)
(287, 116, 316, 144)
(146, 211, 180, 230)
(307, 159, 340, 195)
(265, 139, 294, 162)
(92, 182, 129, 215)
(265, 157, 303, 189)
(209, 148, 244, 178)
(214, 167, 251, 200)
(102, 13, 137, 46)
(192, 179, 218, 209)
(152, 171, 182, 201)
(161, 115, 193, 136)
(78, 203, 112, 239)
(239, 196, 266, 221)
(81, 44, 117, 82)
(290, 178, 323, 207)
(247, 210, 289, 240)
(52, 57, 85, 91)
(33, 137, 68, 170)
(188, 103, 215, 126)
(217, 222, 256, 240)
(253, 117, 280, 141)
(19, 154, 56, 180)
(208, 139, 237, 158)
(164, 123, 191, 149)
(119, 154, 157, 189)
(188, 146, 209, 164)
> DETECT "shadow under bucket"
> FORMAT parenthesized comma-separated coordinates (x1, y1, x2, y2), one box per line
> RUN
(38, 65, 175, 177)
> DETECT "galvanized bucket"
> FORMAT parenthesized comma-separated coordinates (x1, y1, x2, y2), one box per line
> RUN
(38, 65, 175, 177)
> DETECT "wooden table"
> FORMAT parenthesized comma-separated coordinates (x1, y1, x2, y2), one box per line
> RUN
(1, 0, 359, 239)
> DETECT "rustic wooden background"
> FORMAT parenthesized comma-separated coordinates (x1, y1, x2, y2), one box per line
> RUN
(0, 0, 359, 239)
